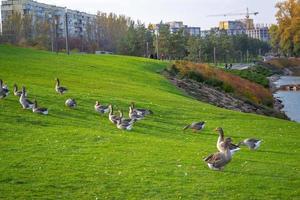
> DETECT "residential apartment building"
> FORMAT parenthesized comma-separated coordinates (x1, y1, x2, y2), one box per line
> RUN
(219, 20, 246, 36)
(246, 24, 270, 42)
(161, 21, 201, 36)
(217, 19, 270, 42)
(1, 0, 96, 37)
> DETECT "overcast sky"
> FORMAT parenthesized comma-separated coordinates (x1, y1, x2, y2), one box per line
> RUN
(2, 0, 280, 29)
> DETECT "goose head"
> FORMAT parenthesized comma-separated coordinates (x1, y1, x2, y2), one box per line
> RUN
(55, 78, 60, 85)
(108, 104, 113, 112)
(33, 99, 38, 109)
(237, 141, 244, 147)
(21, 86, 26, 94)
(131, 102, 135, 108)
(118, 110, 123, 118)
(14, 84, 18, 91)
(224, 138, 233, 150)
(215, 127, 224, 136)
(129, 106, 134, 113)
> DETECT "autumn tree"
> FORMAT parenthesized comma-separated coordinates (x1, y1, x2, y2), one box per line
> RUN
(2, 12, 22, 44)
(270, 0, 300, 56)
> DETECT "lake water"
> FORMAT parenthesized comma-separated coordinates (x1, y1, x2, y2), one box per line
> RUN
(274, 76, 300, 123)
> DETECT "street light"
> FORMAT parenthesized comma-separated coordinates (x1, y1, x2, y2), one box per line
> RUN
(65, 7, 69, 55)
(54, 17, 58, 54)
(155, 30, 159, 59)
(80, 32, 83, 52)
(48, 13, 54, 52)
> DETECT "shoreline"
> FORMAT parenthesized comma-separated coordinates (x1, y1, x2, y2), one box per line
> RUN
(269, 75, 289, 117)
(163, 70, 289, 120)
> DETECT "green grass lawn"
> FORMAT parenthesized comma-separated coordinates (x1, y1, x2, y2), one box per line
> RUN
(0, 45, 299, 199)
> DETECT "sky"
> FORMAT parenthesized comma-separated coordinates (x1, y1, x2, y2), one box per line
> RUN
(1, 0, 280, 29)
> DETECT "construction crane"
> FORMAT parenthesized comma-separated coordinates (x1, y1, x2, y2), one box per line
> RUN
(208, 8, 259, 19)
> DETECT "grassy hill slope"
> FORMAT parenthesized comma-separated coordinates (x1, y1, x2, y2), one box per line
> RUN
(0, 45, 299, 199)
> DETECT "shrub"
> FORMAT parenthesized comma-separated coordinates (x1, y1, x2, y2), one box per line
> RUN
(171, 61, 273, 106)
(187, 71, 204, 82)
(229, 65, 272, 88)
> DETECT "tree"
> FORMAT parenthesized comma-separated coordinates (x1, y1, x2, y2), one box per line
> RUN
(186, 36, 201, 62)
(271, 0, 300, 56)
(33, 16, 51, 50)
(2, 12, 22, 44)
(168, 28, 187, 60)
(154, 22, 171, 59)
(269, 24, 280, 54)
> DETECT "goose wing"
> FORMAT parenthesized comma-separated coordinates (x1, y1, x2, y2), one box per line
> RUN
(204, 152, 222, 163)
(25, 99, 34, 105)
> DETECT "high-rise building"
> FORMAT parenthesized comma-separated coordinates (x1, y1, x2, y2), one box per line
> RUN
(1, 0, 96, 37)
(246, 24, 270, 42)
(218, 19, 270, 42)
(158, 21, 201, 36)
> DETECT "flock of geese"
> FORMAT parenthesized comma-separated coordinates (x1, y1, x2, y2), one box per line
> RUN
(0, 78, 262, 171)
(184, 124, 262, 170)
(0, 78, 153, 131)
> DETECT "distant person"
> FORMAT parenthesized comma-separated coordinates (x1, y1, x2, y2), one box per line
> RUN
(150, 54, 154, 59)
(225, 63, 228, 69)
(229, 63, 233, 69)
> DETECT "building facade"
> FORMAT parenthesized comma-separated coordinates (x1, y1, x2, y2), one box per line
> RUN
(159, 21, 201, 37)
(246, 24, 270, 42)
(217, 19, 270, 42)
(1, 0, 96, 37)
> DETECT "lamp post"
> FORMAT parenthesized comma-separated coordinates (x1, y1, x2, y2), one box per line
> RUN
(146, 41, 149, 58)
(65, 7, 70, 55)
(213, 46, 216, 65)
(239, 51, 243, 63)
(48, 14, 54, 52)
(155, 30, 159, 59)
(80, 32, 83, 52)
(54, 17, 58, 54)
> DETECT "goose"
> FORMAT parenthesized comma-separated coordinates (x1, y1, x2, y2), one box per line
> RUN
(238, 138, 262, 150)
(13, 84, 25, 97)
(116, 118, 134, 131)
(65, 98, 77, 108)
(1, 80, 9, 95)
(204, 138, 232, 171)
(0, 88, 7, 99)
(131, 102, 153, 116)
(183, 121, 205, 132)
(129, 106, 144, 121)
(95, 101, 109, 114)
(119, 110, 136, 125)
(215, 127, 240, 155)
(19, 87, 34, 109)
(0, 79, 9, 98)
(108, 105, 121, 124)
(0, 85, 7, 99)
(55, 78, 68, 95)
(32, 100, 48, 115)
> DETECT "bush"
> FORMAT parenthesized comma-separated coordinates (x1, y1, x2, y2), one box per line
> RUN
(167, 64, 180, 76)
(187, 71, 204, 82)
(222, 83, 234, 93)
(229, 65, 272, 88)
(204, 78, 223, 88)
(171, 61, 273, 106)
